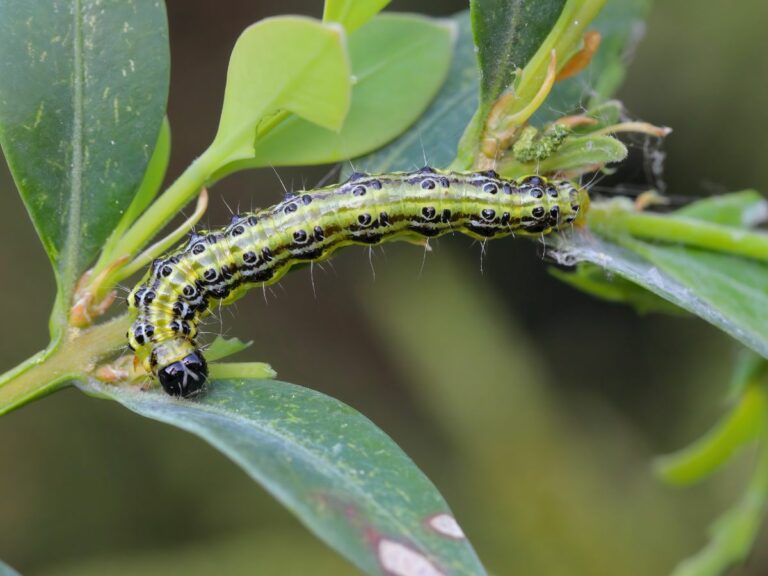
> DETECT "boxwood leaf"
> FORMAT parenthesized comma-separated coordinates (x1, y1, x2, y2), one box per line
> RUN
(471, 0, 565, 112)
(668, 435, 768, 576)
(210, 16, 351, 167)
(79, 378, 487, 576)
(498, 134, 627, 179)
(0, 560, 20, 576)
(655, 383, 767, 486)
(549, 263, 685, 315)
(673, 190, 768, 228)
(349, 11, 477, 173)
(224, 14, 454, 170)
(0, 0, 169, 332)
(205, 335, 253, 362)
(555, 230, 768, 358)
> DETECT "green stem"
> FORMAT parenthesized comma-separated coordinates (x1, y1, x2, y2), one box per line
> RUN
(589, 202, 768, 261)
(106, 147, 217, 268)
(3, 110, 305, 414)
(255, 110, 290, 140)
(88, 111, 301, 304)
(0, 314, 131, 415)
(112, 111, 294, 266)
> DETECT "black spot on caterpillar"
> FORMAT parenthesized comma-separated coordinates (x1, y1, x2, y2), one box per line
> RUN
(128, 168, 588, 397)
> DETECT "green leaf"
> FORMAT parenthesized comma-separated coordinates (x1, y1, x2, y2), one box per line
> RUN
(208, 363, 276, 380)
(453, 0, 567, 167)
(471, 0, 565, 111)
(630, 241, 768, 354)
(499, 134, 627, 178)
(225, 14, 454, 170)
(574, 100, 623, 128)
(349, 11, 478, 172)
(657, 353, 768, 576)
(550, 263, 685, 315)
(670, 433, 768, 576)
(323, 0, 391, 32)
(655, 383, 767, 485)
(79, 379, 487, 576)
(205, 335, 253, 362)
(534, 133, 627, 174)
(357, 0, 643, 173)
(674, 190, 768, 228)
(0, 0, 169, 332)
(555, 231, 768, 358)
(0, 560, 20, 576)
(210, 16, 351, 166)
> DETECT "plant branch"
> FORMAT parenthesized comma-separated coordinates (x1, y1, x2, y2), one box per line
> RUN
(589, 201, 768, 261)
(0, 314, 131, 415)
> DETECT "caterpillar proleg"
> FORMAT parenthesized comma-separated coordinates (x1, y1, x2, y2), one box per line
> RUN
(127, 168, 588, 397)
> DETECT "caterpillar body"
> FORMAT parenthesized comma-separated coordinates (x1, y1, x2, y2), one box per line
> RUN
(127, 168, 588, 397)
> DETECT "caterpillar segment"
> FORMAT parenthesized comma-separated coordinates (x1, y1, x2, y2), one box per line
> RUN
(127, 168, 588, 397)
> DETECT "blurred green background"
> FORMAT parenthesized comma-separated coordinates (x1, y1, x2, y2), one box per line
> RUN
(1, 0, 767, 574)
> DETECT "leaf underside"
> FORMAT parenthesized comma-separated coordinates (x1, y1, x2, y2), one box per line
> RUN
(555, 230, 768, 359)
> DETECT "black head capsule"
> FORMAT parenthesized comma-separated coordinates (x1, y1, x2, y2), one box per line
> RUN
(158, 351, 208, 398)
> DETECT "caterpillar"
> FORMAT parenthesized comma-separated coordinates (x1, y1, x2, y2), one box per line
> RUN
(127, 167, 588, 397)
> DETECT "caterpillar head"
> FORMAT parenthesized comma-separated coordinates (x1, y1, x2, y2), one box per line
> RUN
(554, 180, 590, 226)
(129, 327, 208, 398)
(158, 350, 208, 398)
